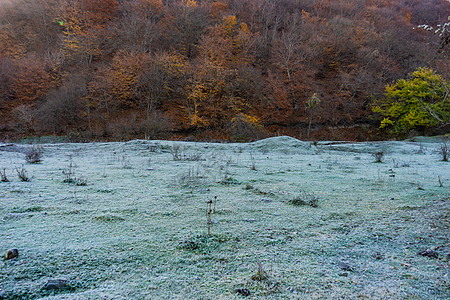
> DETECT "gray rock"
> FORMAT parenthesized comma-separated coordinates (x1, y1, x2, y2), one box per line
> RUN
(339, 261, 353, 271)
(45, 279, 68, 290)
(4, 248, 18, 260)
(373, 252, 384, 260)
(236, 288, 251, 296)
(418, 249, 439, 258)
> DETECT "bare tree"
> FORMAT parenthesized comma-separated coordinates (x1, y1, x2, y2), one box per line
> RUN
(35, 74, 87, 134)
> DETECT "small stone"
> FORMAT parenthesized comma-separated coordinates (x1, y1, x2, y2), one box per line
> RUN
(339, 261, 353, 271)
(339, 272, 349, 277)
(45, 279, 68, 290)
(373, 252, 384, 260)
(4, 248, 18, 260)
(236, 288, 251, 297)
(418, 249, 439, 258)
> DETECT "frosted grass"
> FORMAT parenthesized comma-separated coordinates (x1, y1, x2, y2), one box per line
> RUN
(0, 136, 448, 299)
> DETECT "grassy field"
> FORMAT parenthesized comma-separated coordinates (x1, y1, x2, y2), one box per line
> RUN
(1, 136, 449, 299)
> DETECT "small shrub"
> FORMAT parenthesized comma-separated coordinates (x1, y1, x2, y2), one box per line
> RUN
(25, 146, 42, 163)
(177, 167, 203, 189)
(289, 192, 319, 208)
(185, 152, 203, 161)
(438, 142, 448, 161)
(179, 234, 229, 253)
(401, 161, 411, 167)
(62, 158, 86, 185)
(416, 143, 426, 154)
(372, 151, 384, 163)
(63, 161, 74, 183)
(250, 153, 256, 170)
(63, 178, 75, 184)
(244, 183, 254, 190)
(121, 155, 132, 169)
(170, 144, 184, 161)
(64, 175, 87, 186)
(1, 168, 9, 182)
(251, 262, 269, 281)
(75, 177, 87, 186)
(16, 166, 29, 182)
(220, 176, 240, 185)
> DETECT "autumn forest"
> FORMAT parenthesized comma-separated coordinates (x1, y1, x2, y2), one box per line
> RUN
(0, 0, 449, 142)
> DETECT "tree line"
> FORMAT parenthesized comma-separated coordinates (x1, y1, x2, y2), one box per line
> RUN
(0, 0, 449, 141)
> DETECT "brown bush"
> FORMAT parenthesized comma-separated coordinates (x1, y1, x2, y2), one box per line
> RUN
(229, 114, 267, 142)
(34, 74, 87, 134)
(109, 113, 172, 141)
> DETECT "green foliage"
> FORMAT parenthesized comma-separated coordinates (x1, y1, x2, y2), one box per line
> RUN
(93, 215, 125, 222)
(178, 234, 229, 253)
(220, 176, 241, 185)
(307, 93, 320, 109)
(251, 262, 269, 281)
(288, 192, 319, 207)
(373, 67, 450, 134)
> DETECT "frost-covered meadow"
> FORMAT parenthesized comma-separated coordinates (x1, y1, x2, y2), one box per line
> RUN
(1, 136, 449, 299)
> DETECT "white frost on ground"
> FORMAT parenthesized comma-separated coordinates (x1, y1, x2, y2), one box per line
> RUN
(0, 136, 449, 299)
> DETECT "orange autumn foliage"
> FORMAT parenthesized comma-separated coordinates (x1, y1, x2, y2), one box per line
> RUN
(0, 0, 448, 141)
(61, 0, 119, 65)
(10, 55, 52, 106)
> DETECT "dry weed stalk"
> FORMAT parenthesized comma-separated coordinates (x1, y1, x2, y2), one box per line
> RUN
(206, 199, 213, 236)
(439, 142, 448, 161)
(251, 262, 268, 281)
(1, 168, 9, 182)
(16, 166, 29, 182)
